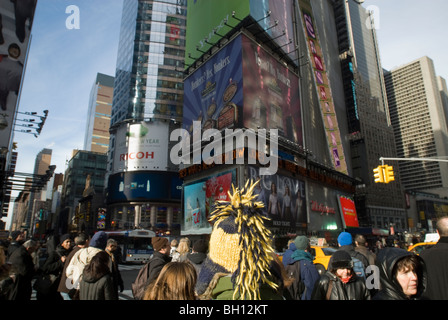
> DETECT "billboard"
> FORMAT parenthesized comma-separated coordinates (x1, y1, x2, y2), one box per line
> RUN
(337, 195, 359, 228)
(298, 0, 348, 174)
(107, 171, 183, 204)
(185, 0, 296, 67)
(182, 169, 236, 235)
(0, 0, 37, 150)
(247, 166, 307, 229)
(113, 121, 169, 173)
(183, 34, 302, 145)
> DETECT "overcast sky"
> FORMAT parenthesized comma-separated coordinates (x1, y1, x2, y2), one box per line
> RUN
(4, 0, 448, 226)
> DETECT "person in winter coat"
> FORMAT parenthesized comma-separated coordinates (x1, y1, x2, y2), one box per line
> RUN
(6, 230, 24, 259)
(79, 251, 115, 300)
(311, 250, 370, 300)
(65, 231, 108, 294)
(105, 238, 124, 300)
(186, 239, 208, 276)
(282, 240, 296, 267)
(35, 234, 72, 300)
(335, 232, 370, 274)
(420, 216, 448, 300)
(373, 247, 427, 300)
(58, 233, 89, 300)
(284, 236, 320, 300)
(7, 239, 38, 300)
(146, 237, 172, 286)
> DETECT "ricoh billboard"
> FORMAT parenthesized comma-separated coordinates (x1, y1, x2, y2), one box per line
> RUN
(183, 33, 302, 145)
(185, 0, 296, 67)
(112, 121, 170, 173)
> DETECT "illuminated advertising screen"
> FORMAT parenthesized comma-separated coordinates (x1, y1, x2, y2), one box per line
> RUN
(298, 0, 348, 174)
(337, 195, 359, 228)
(183, 34, 302, 145)
(182, 170, 236, 235)
(247, 166, 307, 229)
(0, 0, 37, 150)
(107, 172, 182, 203)
(185, 0, 296, 67)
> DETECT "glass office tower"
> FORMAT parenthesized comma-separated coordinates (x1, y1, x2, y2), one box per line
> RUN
(107, 0, 186, 234)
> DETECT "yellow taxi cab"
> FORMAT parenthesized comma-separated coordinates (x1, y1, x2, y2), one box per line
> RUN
(310, 245, 337, 275)
(407, 242, 437, 255)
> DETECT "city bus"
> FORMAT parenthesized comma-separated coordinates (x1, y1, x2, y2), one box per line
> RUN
(105, 229, 156, 264)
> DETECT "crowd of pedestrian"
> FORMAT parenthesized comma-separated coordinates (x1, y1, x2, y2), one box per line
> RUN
(1, 192, 447, 301)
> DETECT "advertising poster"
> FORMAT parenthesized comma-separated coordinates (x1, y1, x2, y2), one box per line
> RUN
(183, 34, 302, 144)
(0, 0, 37, 149)
(182, 170, 236, 235)
(242, 35, 302, 144)
(337, 195, 359, 228)
(183, 34, 244, 134)
(247, 166, 306, 229)
(113, 121, 169, 172)
(298, 0, 348, 174)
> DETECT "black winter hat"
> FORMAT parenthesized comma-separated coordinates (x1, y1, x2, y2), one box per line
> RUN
(330, 250, 353, 269)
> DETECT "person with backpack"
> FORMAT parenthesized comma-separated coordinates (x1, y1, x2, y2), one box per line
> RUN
(311, 250, 370, 300)
(333, 232, 369, 280)
(285, 236, 320, 300)
(131, 237, 171, 300)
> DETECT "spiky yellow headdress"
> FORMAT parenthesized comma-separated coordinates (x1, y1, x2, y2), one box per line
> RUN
(196, 179, 278, 300)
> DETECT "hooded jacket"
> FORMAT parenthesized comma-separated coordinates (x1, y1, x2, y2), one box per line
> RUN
(373, 247, 427, 300)
(79, 267, 114, 300)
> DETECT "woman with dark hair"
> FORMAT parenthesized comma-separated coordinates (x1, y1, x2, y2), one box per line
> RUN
(143, 262, 197, 300)
(311, 250, 370, 300)
(79, 251, 114, 300)
(373, 247, 426, 300)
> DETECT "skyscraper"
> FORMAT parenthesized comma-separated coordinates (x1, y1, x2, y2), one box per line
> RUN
(26, 148, 52, 234)
(106, 0, 186, 233)
(384, 56, 448, 193)
(83, 73, 115, 154)
(332, 0, 406, 230)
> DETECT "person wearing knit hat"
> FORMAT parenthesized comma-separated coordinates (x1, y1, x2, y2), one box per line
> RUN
(284, 235, 320, 300)
(337, 232, 353, 246)
(196, 180, 285, 300)
(334, 231, 369, 279)
(311, 250, 370, 300)
(89, 231, 108, 250)
(36, 234, 73, 300)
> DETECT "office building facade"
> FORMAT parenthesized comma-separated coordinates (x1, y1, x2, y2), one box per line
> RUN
(384, 56, 448, 193)
(332, 0, 406, 231)
(83, 73, 115, 154)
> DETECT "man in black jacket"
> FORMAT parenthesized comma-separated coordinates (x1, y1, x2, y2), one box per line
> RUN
(8, 239, 37, 300)
(147, 237, 171, 285)
(132, 237, 171, 300)
(420, 216, 448, 300)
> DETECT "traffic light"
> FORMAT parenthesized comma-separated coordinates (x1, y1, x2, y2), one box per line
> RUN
(373, 165, 385, 183)
(384, 165, 395, 183)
